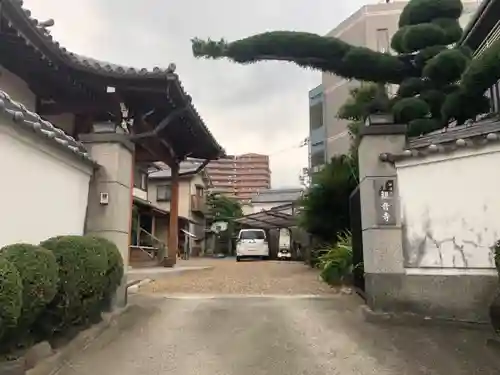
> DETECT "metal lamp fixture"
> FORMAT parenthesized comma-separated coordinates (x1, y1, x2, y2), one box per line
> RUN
(364, 113, 395, 126)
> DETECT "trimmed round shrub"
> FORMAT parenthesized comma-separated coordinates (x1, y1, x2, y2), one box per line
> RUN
(399, 0, 463, 27)
(87, 236, 124, 301)
(392, 97, 430, 123)
(0, 244, 58, 335)
(36, 236, 108, 334)
(402, 23, 446, 52)
(441, 91, 490, 124)
(420, 90, 446, 115)
(461, 38, 500, 97)
(408, 118, 442, 137)
(414, 45, 447, 69)
(423, 48, 469, 84)
(390, 27, 408, 54)
(431, 18, 462, 45)
(0, 258, 22, 340)
(397, 77, 426, 98)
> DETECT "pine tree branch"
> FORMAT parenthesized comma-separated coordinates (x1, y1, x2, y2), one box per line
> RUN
(191, 31, 415, 84)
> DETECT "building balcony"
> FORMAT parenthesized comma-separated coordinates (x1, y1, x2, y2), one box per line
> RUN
(191, 195, 207, 214)
(133, 187, 148, 201)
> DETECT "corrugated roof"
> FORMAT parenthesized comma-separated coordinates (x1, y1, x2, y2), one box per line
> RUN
(0, 89, 94, 164)
(235, 204, 298, 229)
(251, 188, 304, 203)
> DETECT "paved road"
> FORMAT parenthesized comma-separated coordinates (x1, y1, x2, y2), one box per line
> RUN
(55, 294, 500, 375)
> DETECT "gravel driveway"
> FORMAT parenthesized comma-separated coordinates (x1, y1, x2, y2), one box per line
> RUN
(140, 258, 336, 295)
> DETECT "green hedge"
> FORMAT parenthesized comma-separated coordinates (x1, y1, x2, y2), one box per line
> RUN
(36, 236, 108, 335)
(87, 236, 124, 306)
(0, 244, 58, 342)
(0, 258, 22, 342)
(0, 235, 125, 356)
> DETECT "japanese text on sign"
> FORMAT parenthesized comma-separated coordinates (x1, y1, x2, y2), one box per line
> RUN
(374, 179, 396, 226)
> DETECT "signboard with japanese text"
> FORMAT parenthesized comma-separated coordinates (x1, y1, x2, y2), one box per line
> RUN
(374, 178, 397, 226)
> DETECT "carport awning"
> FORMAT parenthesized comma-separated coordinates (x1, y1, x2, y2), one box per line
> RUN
(235, 207, 298, 229)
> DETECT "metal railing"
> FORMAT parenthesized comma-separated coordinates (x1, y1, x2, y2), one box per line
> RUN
(131, 227, 167, 263)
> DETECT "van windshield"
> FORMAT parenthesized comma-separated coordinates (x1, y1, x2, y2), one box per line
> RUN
(240, 230, 265, 240)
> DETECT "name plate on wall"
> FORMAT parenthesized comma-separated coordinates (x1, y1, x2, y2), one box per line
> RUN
(374, 178, 397, 226)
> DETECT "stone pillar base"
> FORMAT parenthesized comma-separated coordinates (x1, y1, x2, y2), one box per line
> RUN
(160, 257, 176, 268)
(365, 272, 497, 323)
(111, 274, 128, 309)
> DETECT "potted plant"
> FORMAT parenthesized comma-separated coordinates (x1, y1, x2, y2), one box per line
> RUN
(489, 240, 500, 343)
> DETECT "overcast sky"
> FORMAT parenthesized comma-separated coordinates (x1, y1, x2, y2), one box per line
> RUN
(24, 0, 374, 188)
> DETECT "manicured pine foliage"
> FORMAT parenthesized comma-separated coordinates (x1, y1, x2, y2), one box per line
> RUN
(192, 0, 497, 135)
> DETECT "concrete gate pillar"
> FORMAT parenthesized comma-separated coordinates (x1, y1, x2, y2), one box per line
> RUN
(358, 115, 406, 312)
(80, 127, 134, 308)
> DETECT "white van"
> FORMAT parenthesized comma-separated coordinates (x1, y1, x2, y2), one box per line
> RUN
(236, 229, 269, 261)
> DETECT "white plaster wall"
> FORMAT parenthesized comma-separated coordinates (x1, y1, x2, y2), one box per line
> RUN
(396, 144, 500, 271)
(0, 123, 92, 248)
(0, 66, 36, 111)
(241, 204, 254, 216)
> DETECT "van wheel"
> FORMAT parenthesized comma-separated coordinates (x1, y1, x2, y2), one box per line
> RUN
(236, 256, 241, 262)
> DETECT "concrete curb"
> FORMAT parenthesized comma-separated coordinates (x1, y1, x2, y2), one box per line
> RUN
(27, 297, 160, 375)
(127, 278, 152, 293)
(127, 265, 213, 274)
(126, 266, 214, 289)
(158, 294, 343, 299)
(360, 304, 491, 331)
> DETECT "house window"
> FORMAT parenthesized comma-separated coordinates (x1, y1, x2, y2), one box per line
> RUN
(376, 28, 390, 54)
(134, 171, 148, 191)
(157, 185, 172, 201)
(196, 186, 204, 197)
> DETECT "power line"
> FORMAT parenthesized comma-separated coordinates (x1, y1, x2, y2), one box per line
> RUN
(268, 130, 350, 156)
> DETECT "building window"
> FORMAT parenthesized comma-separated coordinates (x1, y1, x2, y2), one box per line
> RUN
(376, 28, 390, 54)
(157, 185, 172, 201)
(309, 102, 323, 131)
(134, 171, 148, 191)
(195, 186, 204, 197)
(311, 149, 325, 168)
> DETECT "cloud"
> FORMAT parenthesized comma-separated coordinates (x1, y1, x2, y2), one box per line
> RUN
(23, 0, 370, 188)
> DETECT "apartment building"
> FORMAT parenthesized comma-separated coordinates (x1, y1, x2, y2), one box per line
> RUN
(206, 153, 271, 201)
(309, 84, 326, 179)
(322, 0, 408, 159)
(309, 0, 478, 166)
